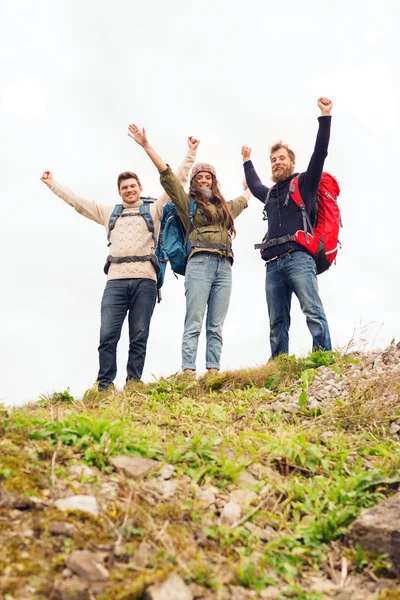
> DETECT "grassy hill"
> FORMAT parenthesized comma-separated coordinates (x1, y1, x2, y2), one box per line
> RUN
(1, 348, 400, 599)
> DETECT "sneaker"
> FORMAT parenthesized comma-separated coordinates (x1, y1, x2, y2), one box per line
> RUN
(207, 368, 219, 374)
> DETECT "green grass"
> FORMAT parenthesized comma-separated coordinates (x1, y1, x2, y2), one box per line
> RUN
(1, 350, 399, 598)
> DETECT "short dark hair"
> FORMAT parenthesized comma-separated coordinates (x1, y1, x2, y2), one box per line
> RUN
(117, 171, 141, 190)
(269, 141, 296, 163)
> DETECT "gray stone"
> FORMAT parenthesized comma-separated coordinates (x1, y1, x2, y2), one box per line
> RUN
(66, 550, 110, 581)
(236, 469, 258, 486)
(109, 455, 158, 479)
(347, 491, 400, 575)
(389, 422, 400, 435)
(196, 487, 218, 508)
(134, 540, 153, 568)
(220, 501, 241, 526)
(49, 521, 77, 536)
(154, 479, 178, 499)
(229, 489, 258, 506)
(54, 495, 99, 516)
(144, 573, 193, 600)
(68, 464, 95, 478)
(158, 464, 175, 480)
(0, 488, 33, 510)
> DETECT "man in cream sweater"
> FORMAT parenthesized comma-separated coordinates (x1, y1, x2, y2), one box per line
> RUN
(41, 137, 199, 390)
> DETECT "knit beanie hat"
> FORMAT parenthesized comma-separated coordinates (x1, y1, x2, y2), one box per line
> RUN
(190, 162, 217, 182)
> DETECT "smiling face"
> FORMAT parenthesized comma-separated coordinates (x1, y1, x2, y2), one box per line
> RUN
(194, 171, 213, 189)
(118, 177, 143, 205)
(270, 147, 295, 183)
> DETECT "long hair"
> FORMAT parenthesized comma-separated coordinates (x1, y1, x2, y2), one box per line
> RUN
(189, 176, 236, 237)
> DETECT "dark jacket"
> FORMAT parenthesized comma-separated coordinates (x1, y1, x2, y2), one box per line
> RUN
(244, 116, 331, 260)
(160, 166, 248, 261)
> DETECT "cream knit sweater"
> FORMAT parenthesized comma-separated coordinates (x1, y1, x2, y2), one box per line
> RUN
(46, 149, 196, 282)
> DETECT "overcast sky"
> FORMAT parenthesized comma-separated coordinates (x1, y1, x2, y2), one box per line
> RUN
(1, 0, 399, 405)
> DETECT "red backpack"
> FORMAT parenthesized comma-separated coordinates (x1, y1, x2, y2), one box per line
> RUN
(256, 173, 342, 274)
(289, 172, 341, 274)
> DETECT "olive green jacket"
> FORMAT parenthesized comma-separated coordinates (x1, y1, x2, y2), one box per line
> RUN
(160, 166, 248, 260)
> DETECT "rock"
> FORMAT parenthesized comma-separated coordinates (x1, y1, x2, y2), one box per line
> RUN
(190, 583, 210, 598)
(66, 550, 110, 582)
(54, 495, 99, 516)
(308, 577, 337, 594)
(347, 491, 400, 575)
(49, 521, 77, 536)
(143, 573, 193, 600)
(229, 585, 257, 599)
(158, 464, 175, 480)
(229, 489, 258, 506)
(68, 464, 95, 478)
(53, 575, 107, 599)
(220, 501, 241, 526)
(196, 487, 218, 508)
(153, 479, 178, 499)
(236, 470, 258, 486)
(109, 455, 158, 479)
(0, 488, 33, 510)
(321, 431, 335, 439)
(244, 522, 277, 541)
(389, 422, 400, 435)
(134, 540, 153, 568)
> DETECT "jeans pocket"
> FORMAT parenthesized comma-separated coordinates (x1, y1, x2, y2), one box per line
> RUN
(188, 253, 210, 265)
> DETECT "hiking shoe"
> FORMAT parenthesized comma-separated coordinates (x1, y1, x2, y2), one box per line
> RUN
(182, 369, 197, 378)
(207, 368, 219, 374)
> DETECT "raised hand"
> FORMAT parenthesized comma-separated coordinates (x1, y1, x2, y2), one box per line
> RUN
(318, 97, 333, 116)
(241, 145, 252, 162)
(41, 170, 53, 184)
(128, 124, 148, 147)
(188, 136, 200, 151)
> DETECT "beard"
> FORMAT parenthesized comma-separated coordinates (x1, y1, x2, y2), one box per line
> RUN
(271, 165, 294, 183)
(199, 187, 213, 199)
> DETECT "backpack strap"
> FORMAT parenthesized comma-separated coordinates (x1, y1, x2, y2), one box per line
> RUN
(262, 188, 272, 221)
(289, 176, 314, 244)
(139, 204, 157, 249)
(107, 204, 124, 246)
(184, 196, 198, 243)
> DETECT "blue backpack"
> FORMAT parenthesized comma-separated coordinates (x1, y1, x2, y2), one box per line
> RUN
(104, 197, 197, 302)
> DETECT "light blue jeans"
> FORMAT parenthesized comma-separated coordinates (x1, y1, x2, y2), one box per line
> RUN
(182, 253, 232, 371)
(266, 250, 331, 357)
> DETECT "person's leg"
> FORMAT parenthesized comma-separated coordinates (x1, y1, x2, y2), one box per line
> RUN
(126, 278, 157, 381)
(97, 280, 129, 389)
(205, 256, 232, 370)
(182, 254, 214, 371)
(282, 251, 332, 351)
(265, 260, 292, 357)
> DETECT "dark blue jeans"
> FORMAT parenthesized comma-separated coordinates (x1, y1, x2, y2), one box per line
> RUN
(265, 251, 332, 357)
(97, 278, 157, 388)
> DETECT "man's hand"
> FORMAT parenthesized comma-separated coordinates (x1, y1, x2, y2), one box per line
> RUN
(241, 145, 252, 162)
(318, 97, 333, 116)
(41, 170, 53, 184)
(242, 180, 248, 190)
(188, 136, 200, 151)
(128, 124, 148, 147)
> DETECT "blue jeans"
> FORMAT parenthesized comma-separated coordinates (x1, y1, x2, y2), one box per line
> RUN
(97, 278, 157, 388)
(265, 251, 331, 357)
(182, 253, 232, 371)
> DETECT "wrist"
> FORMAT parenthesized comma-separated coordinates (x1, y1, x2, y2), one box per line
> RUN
(320, 111, 331, 117)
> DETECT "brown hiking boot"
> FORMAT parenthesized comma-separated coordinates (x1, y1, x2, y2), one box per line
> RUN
(207, 368, 219, 374)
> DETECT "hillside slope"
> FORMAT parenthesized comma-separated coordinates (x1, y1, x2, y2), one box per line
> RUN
(1, 346, 400, 600)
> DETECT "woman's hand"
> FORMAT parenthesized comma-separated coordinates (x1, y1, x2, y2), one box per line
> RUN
(188, 136, 200, 151)
(128, 124, 148, 147)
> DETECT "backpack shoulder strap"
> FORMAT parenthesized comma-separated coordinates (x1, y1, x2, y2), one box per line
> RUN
(107, 204, 124, 246)
(288, 175, 314, 242)
(140, 203, 157, 248)
(185, 196, 198, 242)
(262, 188, 272, 221)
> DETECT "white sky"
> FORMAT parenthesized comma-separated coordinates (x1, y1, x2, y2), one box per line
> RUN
(1, 0, 399, 405)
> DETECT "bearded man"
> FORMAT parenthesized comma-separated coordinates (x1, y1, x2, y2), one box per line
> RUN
(242, 97, 333, 358)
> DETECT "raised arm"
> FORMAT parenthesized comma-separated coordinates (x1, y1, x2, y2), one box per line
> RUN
(128, 124, 168, 172)
(301, 97, 333, 202)
(40, 171, 107, 225)
(242, 146, 269, 203)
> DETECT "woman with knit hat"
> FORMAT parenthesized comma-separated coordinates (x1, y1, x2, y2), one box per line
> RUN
(129, 124, 250, 375)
